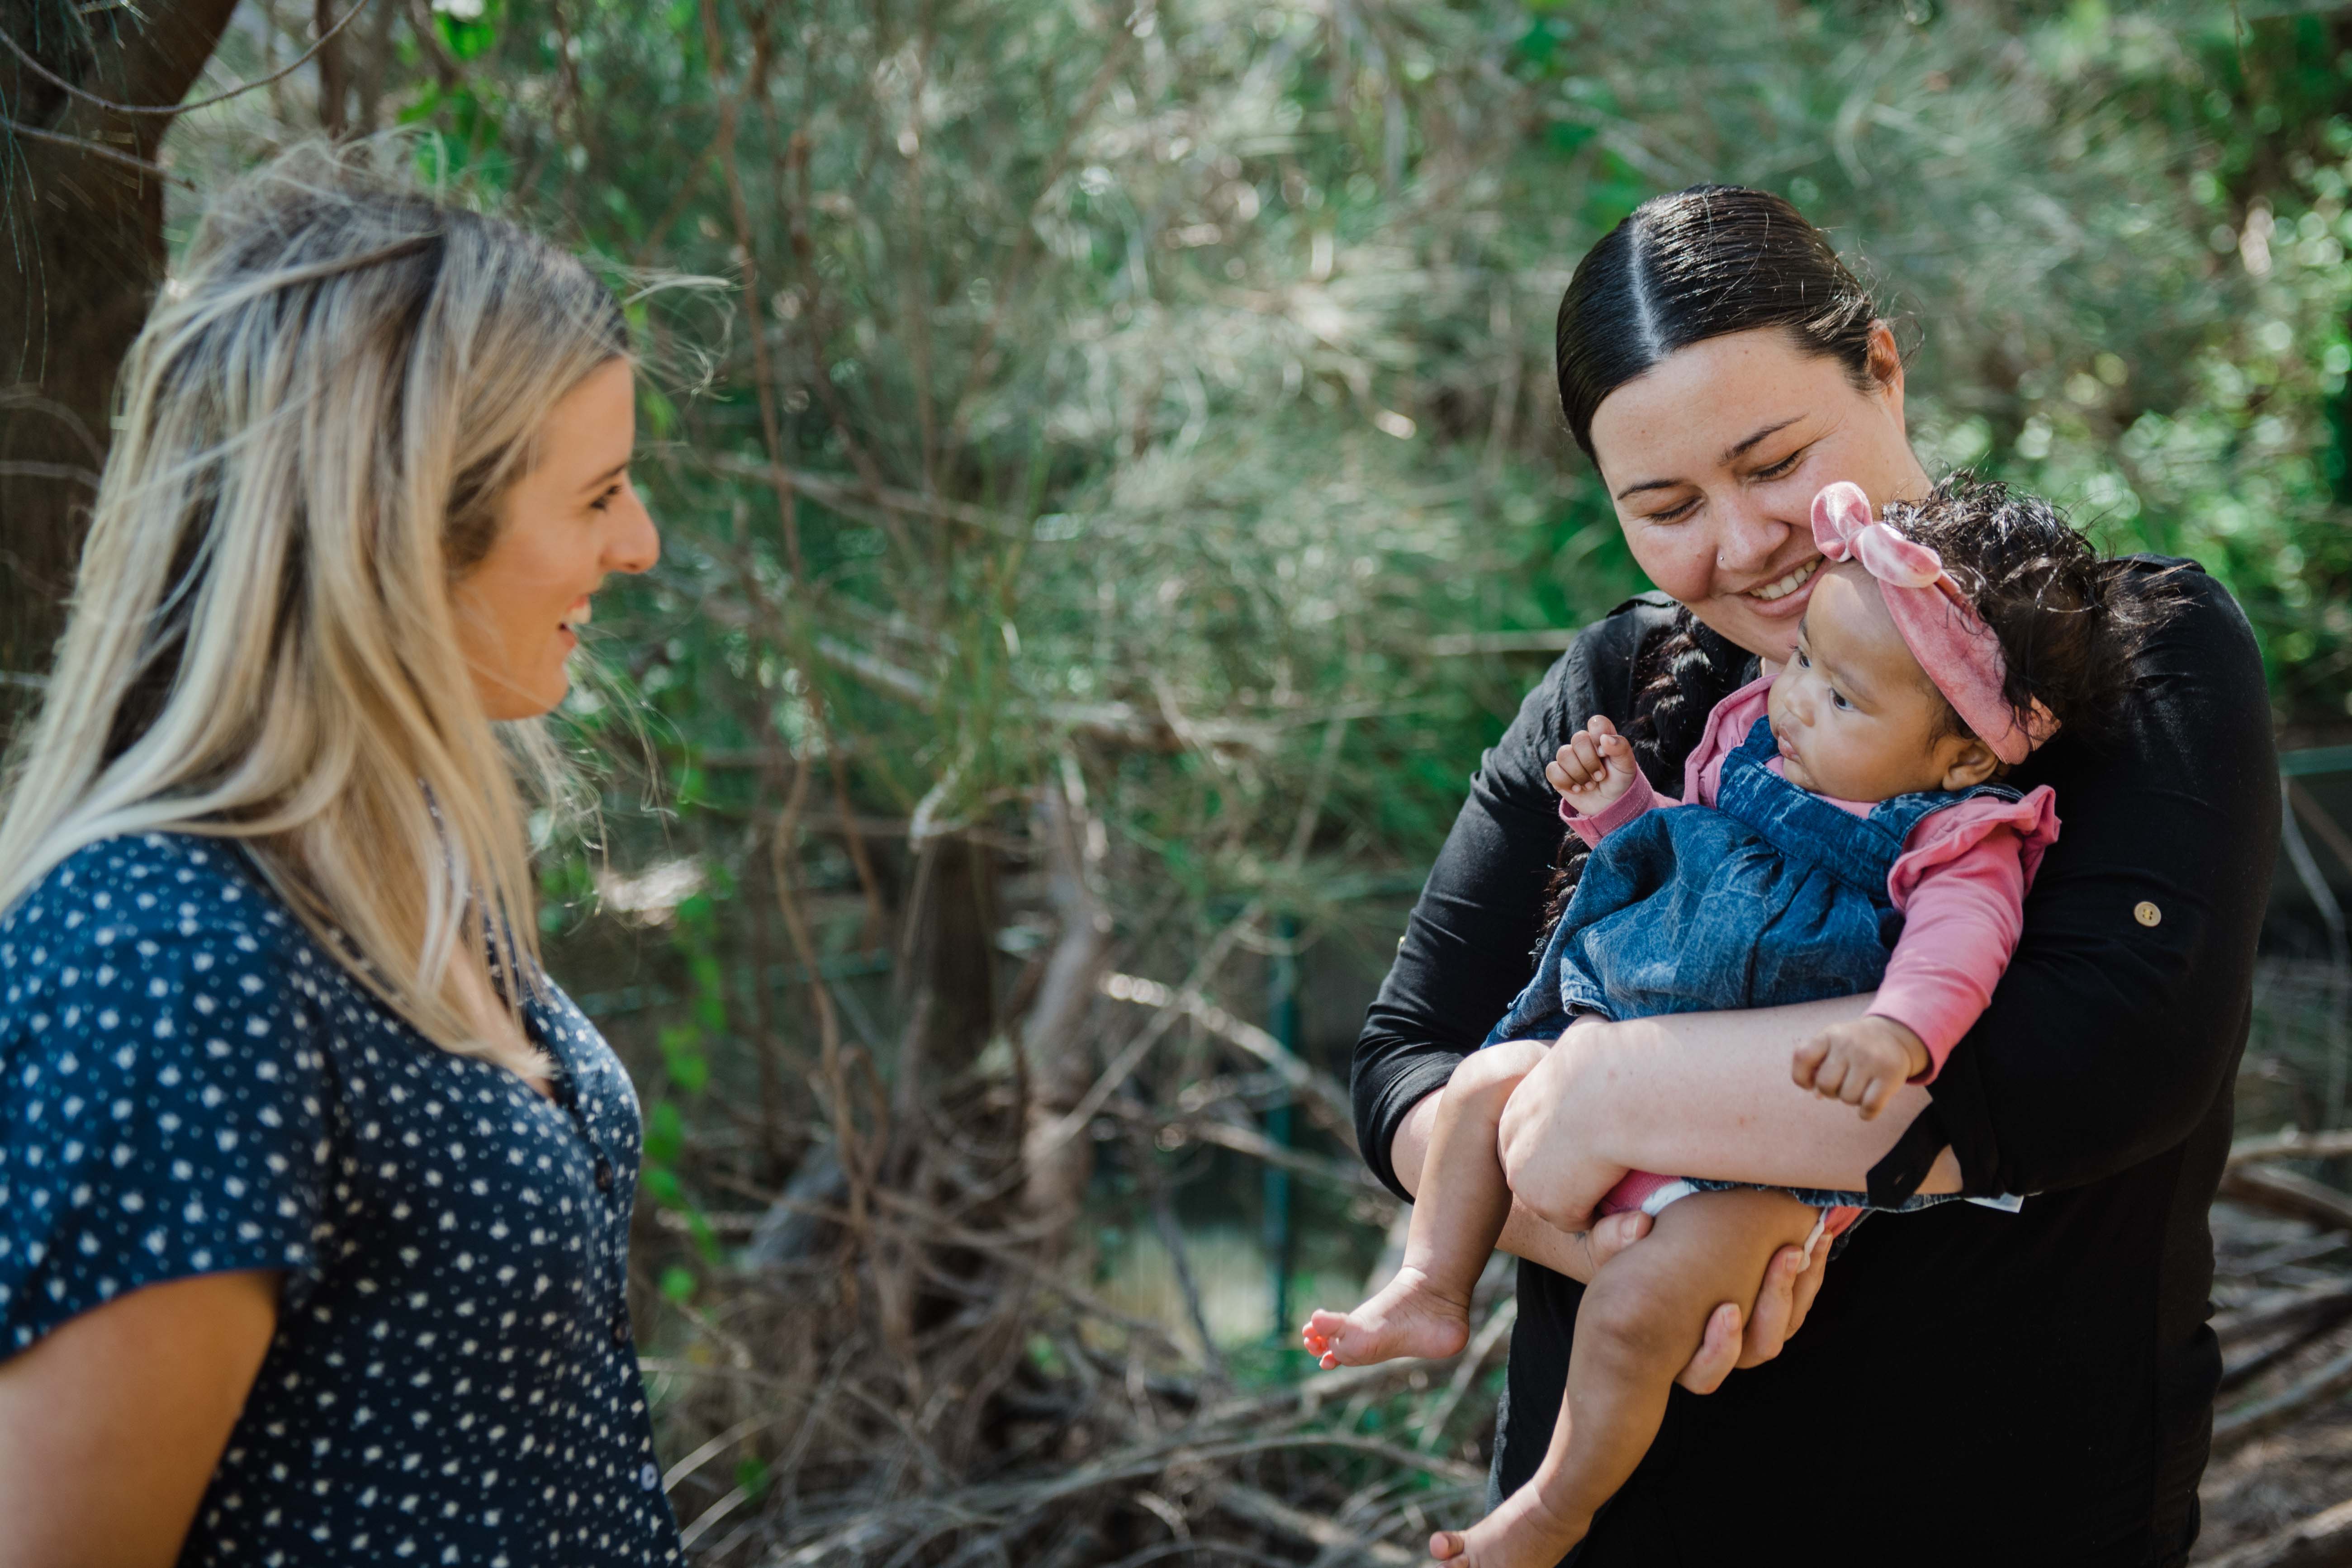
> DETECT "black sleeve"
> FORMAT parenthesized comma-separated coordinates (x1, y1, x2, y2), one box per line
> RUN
(1351, 598, 1676, 1200)
(1928, 564, 2278, 1195)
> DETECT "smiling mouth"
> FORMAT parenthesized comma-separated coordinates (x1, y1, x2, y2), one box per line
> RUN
(1746, 556, 1821, 603)
(560, 599, 592, 635)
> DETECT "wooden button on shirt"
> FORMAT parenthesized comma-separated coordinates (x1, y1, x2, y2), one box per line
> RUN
(0, 834, 683, 1566)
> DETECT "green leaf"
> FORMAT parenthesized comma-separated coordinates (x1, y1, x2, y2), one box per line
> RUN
(645, 1099, 685, 1166)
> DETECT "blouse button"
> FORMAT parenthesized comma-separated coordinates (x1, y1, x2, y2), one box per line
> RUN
(2134, 901, 2162, 928)
(611, 1310, 631, 1347)
(594, 1157, 613, 1191)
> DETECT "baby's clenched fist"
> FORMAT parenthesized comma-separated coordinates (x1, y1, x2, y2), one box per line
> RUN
(1546, 715, 1639, 817)
(1791, 1016, 1930, 1120)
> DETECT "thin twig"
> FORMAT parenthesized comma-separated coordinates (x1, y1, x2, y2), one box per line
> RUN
(1130, 1122, 1228, 1383)
(2223, 1165, 2352, 1233)
(0, 459, 97, 488)
(2231, 1129, 2352, 1170)
(0, 117, 190, 183)
(2216, 1339, 2352, 1447)
(0, 0, 379, 118)
(1414, 1294, 1516, 1450)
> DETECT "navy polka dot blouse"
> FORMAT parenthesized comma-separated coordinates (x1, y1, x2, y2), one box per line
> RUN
(0, 833, 683, 1566)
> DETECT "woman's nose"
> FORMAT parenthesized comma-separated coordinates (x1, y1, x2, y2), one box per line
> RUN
(606, 486, 661, 575)
(1711, 493, 1792, 578)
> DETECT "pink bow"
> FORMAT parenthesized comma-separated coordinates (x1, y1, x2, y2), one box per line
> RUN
(1808, 482, 2058, 766)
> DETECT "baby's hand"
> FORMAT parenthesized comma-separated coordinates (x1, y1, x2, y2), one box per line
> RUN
(1546, 715, 1638, 817)
(1791, 1017, 1930, 1120)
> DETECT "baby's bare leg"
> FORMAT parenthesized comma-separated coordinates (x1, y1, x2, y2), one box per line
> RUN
(1432, 1188, 1821, 1565)
(1303, 1039, 1547, 1369)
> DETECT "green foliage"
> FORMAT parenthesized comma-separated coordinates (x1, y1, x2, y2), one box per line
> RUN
(155, 0, 2352, 1544)
(177, 0, 2352, 1339)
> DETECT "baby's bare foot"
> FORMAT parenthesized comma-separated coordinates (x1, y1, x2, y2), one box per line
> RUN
(1300, 1266, 1472, 1371)
(1427, 1476, 1590, 1566)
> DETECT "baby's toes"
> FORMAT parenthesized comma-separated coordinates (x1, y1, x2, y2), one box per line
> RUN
(1428, 1530, 1468, 1561)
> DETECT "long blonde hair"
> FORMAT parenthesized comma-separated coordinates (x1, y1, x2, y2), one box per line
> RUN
(0, 144, 629, 1076)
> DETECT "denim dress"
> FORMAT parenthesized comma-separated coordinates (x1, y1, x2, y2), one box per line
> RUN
(1486, 715, 2022, 1215)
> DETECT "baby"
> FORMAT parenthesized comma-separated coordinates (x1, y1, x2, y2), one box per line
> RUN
(1305, 476, 2171, 1566)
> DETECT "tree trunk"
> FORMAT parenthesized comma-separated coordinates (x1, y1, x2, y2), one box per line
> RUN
(0, 0, 240, 712)
(1018, 779, 1111, 1226)
(314, 0, 347, 137)
(891, 831, 1001, 1130)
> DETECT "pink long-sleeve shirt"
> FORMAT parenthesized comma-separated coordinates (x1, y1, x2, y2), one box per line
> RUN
(1564, 673, 2060, 1080)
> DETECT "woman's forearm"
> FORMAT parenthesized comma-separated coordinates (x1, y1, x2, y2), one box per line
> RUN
(1499, 993, 1963, 1226)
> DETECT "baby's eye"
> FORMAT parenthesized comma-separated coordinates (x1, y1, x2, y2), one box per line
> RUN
(1795, 649, 1811, 669)
(1830, 689, 1852, 711)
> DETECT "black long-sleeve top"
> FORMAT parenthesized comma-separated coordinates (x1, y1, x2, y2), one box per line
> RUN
(1353, 564, 2277, 1567)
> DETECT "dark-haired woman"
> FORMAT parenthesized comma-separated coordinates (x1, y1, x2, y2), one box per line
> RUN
(1353, 185, 2275, 1566)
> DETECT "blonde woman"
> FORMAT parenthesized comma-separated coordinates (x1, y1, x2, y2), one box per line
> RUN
(0, 147, 679, 1566)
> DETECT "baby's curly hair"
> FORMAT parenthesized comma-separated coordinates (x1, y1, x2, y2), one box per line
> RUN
(1883, 471, 2183, 756)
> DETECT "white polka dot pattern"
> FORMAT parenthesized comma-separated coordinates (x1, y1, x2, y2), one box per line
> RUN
(0, 834, 683, 1565)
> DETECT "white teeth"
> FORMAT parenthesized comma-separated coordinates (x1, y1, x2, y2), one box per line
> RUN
(1749, 557, 1820, 602)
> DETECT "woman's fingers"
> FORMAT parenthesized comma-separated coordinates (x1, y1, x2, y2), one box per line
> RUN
(1734, 1243, 1807, 1370)
(1674, 1301, 1744, 1394)
(1581, 1207, 1653, 1273)
(1681, 1229, 1831, 1391)
(1494, 1035, 1620, 1232)
(1786, 1233, 1829, 1338)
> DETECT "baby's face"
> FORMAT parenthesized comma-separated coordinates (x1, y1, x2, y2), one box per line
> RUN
(1767, 563, 1984, 802)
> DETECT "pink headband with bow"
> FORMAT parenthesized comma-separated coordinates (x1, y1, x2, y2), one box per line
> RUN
(1808, 482, 2057, 765)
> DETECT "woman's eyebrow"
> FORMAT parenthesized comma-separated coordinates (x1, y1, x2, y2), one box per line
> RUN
(1721, 416, 1802, 464)
(1612, 474, 1686, 501)
(576, 460, 629, 493)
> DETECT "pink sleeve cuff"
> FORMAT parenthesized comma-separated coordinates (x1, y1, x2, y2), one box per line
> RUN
(1865, 1005, 1952, 1084)
(1560, 770, 1663, 847)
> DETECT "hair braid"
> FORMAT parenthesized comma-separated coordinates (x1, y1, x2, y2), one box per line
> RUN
(1537, 610, 1743, 934)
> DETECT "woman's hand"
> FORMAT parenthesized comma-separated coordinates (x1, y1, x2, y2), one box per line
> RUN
(1493, 1039, 1636, 1235)
(1684, 1237, 1830, 1389)
(1390, 1090, 1825, 1390)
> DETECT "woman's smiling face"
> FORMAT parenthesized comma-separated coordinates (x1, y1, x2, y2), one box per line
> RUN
(453, 358, 659, 721)
(1585, 323, 1930, 662)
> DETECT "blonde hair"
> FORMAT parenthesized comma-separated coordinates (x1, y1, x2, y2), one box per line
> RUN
(0, 143, 629, 1077)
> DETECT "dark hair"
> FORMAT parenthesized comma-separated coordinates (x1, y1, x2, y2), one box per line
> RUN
(1556, 184, 1891, 781)
(1883, 472, 2180, 753)
(1555, 184, 1884, 461)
